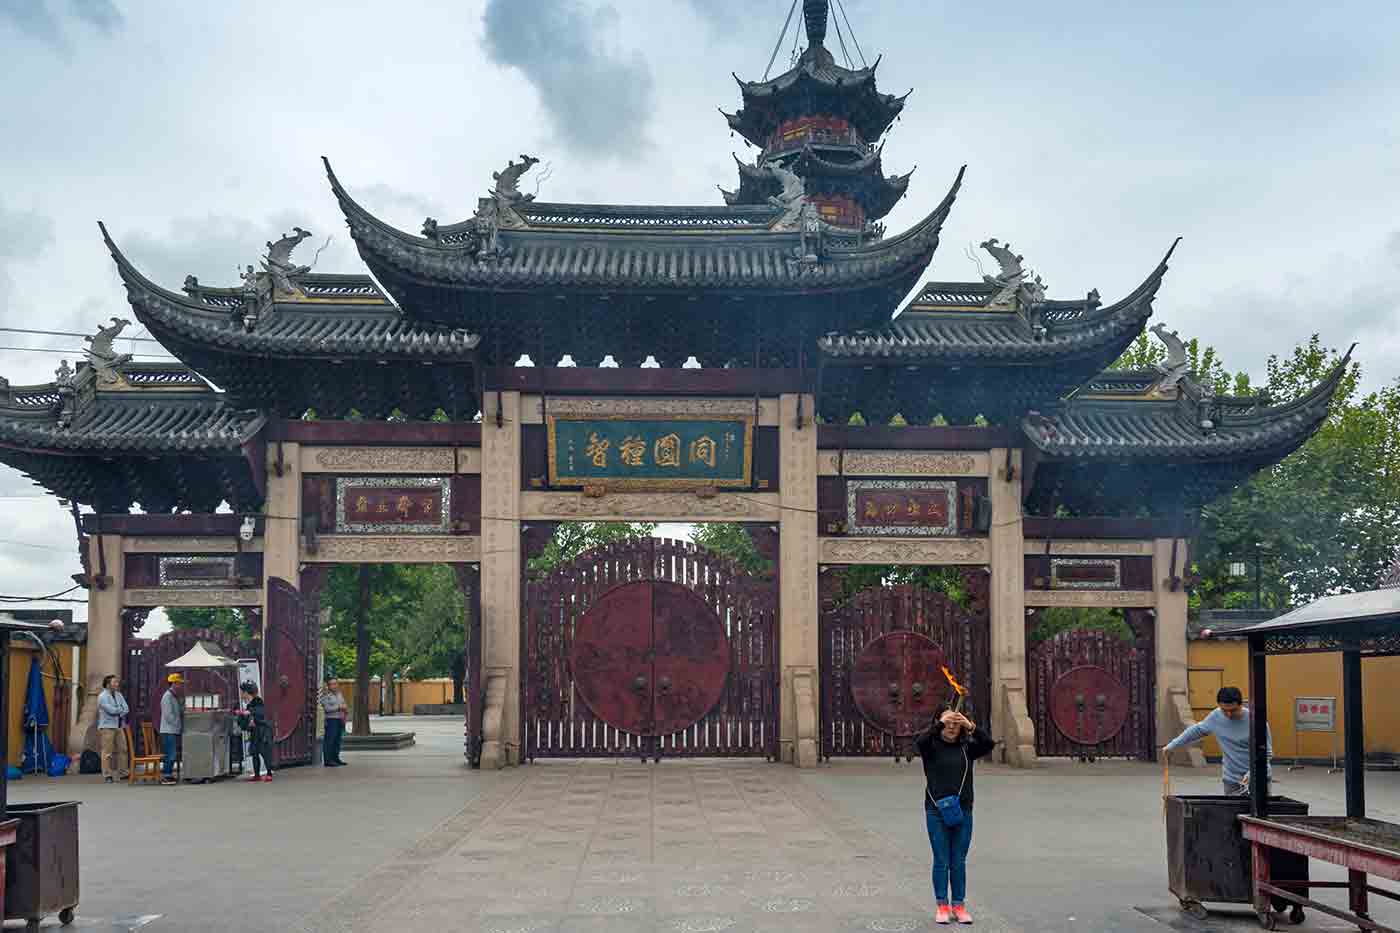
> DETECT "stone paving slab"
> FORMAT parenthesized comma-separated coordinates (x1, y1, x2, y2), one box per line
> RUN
(307, 761, 1016, 933)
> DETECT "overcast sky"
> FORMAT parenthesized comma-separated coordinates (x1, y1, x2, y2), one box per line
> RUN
(2, 0, 1397, 629)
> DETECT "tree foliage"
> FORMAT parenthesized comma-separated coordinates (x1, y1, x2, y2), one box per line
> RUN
(166, 607, 250, 641)
(1109, 330, 1251, 396)
(527, 522, 657, 573)
(1191, 336, 1399, 608)
(1028, 607, 1134, 644)
(689, 523, 772, 576)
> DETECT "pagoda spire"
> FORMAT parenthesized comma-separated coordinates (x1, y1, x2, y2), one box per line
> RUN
(804, 0, 828, 47)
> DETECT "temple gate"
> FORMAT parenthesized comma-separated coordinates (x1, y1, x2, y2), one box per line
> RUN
(0, 0, 1346, 775)
(523, 537, 778, 760)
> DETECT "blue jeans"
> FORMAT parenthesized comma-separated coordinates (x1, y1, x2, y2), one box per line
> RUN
(161, 733, 178, 778)
(926, 807, 974, 906)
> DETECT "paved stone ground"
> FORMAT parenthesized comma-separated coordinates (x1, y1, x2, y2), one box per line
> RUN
(5, 717, 1398, 932)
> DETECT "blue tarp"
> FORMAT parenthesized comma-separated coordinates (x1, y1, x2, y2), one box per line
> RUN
(21, 656, 53, 774)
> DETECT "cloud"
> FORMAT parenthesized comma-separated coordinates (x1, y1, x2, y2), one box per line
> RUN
(0, 0, 122, 52)
(114, 212, 357, 292)
(69, 0, 122, 34)
(481, 0, 654, 156)
(0, 203, 55, 313)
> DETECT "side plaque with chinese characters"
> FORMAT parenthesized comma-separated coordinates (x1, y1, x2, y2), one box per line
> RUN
(335, 477, 452, 534)
(846, 480, 957, 537)
(546, 416, 752, 489)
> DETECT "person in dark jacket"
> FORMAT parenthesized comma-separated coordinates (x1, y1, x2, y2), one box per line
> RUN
(238, 682, 274, 782)
(916, 706, 996, 925)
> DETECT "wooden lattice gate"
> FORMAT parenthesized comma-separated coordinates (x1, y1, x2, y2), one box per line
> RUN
(819, 578, 991, 760)
(523, 538, 778, 760)
(1026, 609, 1155, 761)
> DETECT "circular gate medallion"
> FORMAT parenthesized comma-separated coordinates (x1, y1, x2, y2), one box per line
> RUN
(1048, 665, 1129, 746)
(850, 631, 947, 737)
(571, 581, 730, 737)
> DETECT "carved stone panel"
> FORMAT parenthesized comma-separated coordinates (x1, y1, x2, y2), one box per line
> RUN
(1023, 540, 1154, 556)
(818, 450, 989, 477)
(124, 537, 263, 554)
(124, 588, 262, 607)
(521, 491, 780, 521)
(846, 479, 957, 537)
(1050, 558, 1122, 590)
(303, 446, 457, 474)
(157, 556, 235, 587)
(819, 537, 989, 565)
(304, 535, 481, 564)
(1024, 589, 1155, 608)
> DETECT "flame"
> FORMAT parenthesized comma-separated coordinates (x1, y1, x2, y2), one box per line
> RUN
(940, 665, 968, 697)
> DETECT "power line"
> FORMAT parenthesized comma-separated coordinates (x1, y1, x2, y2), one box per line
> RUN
(0, 327, 164, 344)
(0, 346, 179, 360)
(0, 584, 82, 603)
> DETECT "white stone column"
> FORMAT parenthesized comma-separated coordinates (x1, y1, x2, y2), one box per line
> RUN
(70, 531, 124, 758)
(479, 391, 522, 768)
(988, 447, 1036, 767)
(778, 393, 819, 767)
(262, 440, 301, 629)
(1155, 536, 1204, 766)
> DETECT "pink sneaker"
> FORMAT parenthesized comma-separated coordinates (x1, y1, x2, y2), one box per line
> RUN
(935, 905, 951, 924)
(952, 904, 973, 924)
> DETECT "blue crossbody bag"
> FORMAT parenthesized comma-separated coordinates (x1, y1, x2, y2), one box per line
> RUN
(927, 746, 969, 828)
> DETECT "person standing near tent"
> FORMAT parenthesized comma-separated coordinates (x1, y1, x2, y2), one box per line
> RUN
(159, 673, 184, 785)
(239, 681, 274, 782)
(97, 674, 129, 783)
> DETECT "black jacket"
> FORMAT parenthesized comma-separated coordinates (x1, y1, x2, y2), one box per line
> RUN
(916, 726, 997, 811)
(239, 697, 270, 742)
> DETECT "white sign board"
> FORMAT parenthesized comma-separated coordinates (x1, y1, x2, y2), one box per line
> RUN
(1294, 696, 1336, 732)
(237, 659, 261, 695)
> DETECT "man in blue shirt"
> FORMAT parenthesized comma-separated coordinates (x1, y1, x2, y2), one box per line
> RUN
(1163, 686, 1271, 795)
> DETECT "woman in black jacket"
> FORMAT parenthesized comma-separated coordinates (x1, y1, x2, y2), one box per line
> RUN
(916, 707, 997, 924)
(238, 682, 274, 782)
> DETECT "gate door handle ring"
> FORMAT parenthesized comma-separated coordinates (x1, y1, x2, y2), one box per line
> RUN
(658, 676, 673, 694)
(631, 675, 647, 693)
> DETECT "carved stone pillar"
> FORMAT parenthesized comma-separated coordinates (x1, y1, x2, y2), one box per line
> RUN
(988, 447, 1036, 768)
(778, 393, 819, 767)
(261, 441, 301, 610)
(71, 531, 125, 758)
(479, 391, 522, 768)
(1155, 537, 1204, 767)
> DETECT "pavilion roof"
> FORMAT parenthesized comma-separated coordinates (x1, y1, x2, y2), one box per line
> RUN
(724, 148, 912, 221)
(723, 44, 908, 148)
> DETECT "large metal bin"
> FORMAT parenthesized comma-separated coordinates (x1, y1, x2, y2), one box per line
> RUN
(4, 801, 79, 930)
(1166, 795, 1308, 919)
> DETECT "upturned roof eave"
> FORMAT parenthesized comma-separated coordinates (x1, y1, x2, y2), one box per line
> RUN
(330, 162, 964, 296)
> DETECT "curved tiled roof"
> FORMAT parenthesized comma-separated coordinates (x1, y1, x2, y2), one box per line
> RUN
(819, 241, 1177, 363)
(727, 148, 912, 221)
(0, 361, 263, 455)
(1021, 350, 1351, 462)
(100, 223, 480, 361)
(326, 158, 962, 296)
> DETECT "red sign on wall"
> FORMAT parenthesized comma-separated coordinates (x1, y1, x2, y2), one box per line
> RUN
(346, 488, 442, 523)
(854, 490, 951, 528)
(334, 477, 452, 534)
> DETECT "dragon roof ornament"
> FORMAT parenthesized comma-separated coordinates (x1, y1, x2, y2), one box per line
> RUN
(979, 238, 1048, 309)
(84, 317, 133, 386)
(422, 153, 541, 262)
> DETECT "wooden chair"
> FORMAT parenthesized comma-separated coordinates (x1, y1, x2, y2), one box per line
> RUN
(140, 721, 179, 781)
(125, 725, 163, 785)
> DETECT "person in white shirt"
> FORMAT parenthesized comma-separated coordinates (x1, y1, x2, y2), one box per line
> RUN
(96, 674, 130, 783)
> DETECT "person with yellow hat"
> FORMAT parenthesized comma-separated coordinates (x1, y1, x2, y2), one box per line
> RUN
(159, 672, 185, 785)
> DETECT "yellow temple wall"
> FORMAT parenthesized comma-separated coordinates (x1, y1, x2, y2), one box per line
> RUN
(1186, 639, 1400, 759)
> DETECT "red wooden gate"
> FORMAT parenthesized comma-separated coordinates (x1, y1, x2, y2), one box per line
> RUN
(1026, 609, 1155, 760)
(266, 576, 317, 766)
(819, 581, 991, 760)
(523, 538, 778, 760)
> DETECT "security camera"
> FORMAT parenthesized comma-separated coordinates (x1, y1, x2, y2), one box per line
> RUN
(239, 516, 256, 542)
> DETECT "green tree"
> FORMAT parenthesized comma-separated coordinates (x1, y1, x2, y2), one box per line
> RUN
(1191, 336, 1400, 608)
(165, 607, 250, 641)
(829, 565, 973, 608)
(397, 565, 470, 703)
(528, 522, 657, 573)
(1028, 607, 1134, 644)
(689, 523, 772, 576)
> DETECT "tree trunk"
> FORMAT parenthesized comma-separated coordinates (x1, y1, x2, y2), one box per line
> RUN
(451, 651, 466, 706)
(354, 564, 372, 736)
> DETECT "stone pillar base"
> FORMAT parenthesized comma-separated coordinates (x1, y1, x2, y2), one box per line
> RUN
(1000, 682, 1037, 769)
(479, 668, 513, 770)
(790, 667, 819, 768)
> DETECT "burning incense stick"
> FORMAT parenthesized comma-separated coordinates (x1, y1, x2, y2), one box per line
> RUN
(940, 665, 968, 713)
